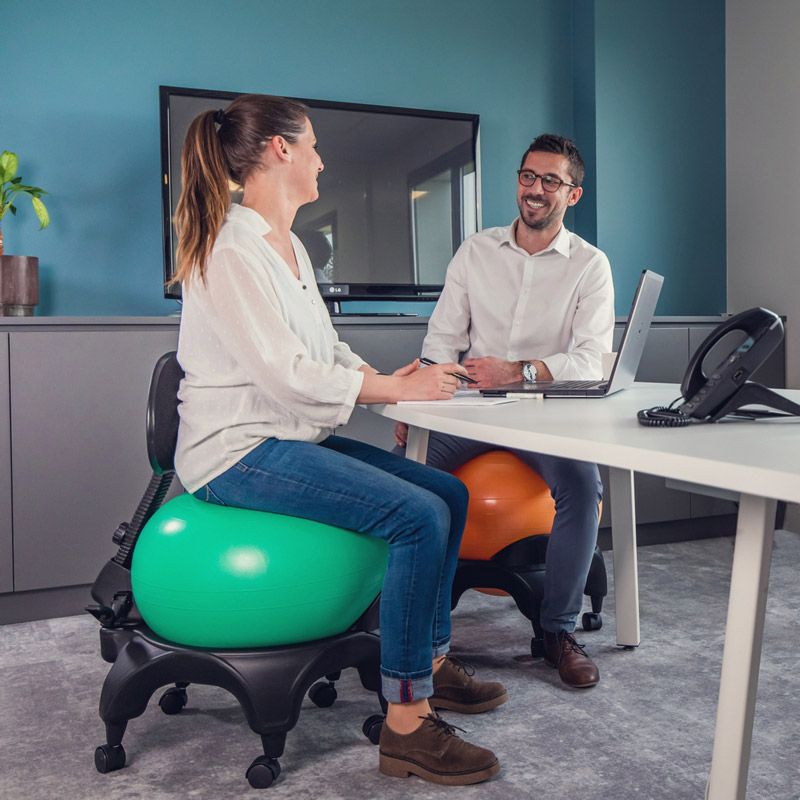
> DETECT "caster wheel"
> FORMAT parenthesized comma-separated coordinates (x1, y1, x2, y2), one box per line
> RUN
(94, 743, 126, 773)
(246, 755, 281, 789)
(582, 612, 603, 632)
(159, 686, 188, 715)
(308, 681, 337, 708)
(362, 713, 384, 745)
(530, 636, 545, 659)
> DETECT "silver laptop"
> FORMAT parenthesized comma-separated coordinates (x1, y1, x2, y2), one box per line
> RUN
(481, 269, 664, 398)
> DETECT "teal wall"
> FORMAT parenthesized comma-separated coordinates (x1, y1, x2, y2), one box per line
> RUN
(3, 0, 573, 316)
(3, 0, 726, 317)
(593, 0, 727, 315)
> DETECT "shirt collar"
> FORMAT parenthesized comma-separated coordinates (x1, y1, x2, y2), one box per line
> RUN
(502, 218, 571, 257)
(227, 203, 272, 236)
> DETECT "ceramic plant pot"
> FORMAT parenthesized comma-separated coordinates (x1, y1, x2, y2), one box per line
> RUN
(0, 255, 39, 315)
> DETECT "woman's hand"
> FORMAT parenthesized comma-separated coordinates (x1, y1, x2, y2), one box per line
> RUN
(356, 359, 469, 404)
(395, 360, 464, 401)
(391, 359, 420, 378)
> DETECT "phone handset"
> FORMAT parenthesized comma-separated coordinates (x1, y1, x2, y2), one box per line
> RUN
(678, 308, 784, 420)
(639, 307, 800, 426)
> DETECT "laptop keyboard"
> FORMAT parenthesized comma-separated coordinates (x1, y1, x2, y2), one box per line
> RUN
(535, 380, 607, 389)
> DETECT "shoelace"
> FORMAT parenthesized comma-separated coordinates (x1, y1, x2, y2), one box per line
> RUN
(419, 712, 465, 739)
(443, 656, 476, 677)
(561, 632, 589, 656)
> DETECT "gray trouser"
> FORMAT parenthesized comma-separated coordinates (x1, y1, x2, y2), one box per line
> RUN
(398, 431, 602, 632)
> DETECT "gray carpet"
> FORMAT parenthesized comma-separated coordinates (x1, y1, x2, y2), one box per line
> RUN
(1, 532, 798, 800)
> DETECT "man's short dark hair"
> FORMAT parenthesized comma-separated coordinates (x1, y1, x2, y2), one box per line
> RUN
(520, 134, 585, 186)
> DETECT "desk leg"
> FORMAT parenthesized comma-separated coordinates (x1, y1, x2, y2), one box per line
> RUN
(609, 467, 640, 648)
(405, 426, 429, 464)
(706, 494, 776, 800)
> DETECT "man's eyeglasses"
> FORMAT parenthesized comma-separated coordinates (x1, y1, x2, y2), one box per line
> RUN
(517, 170, 577, 192)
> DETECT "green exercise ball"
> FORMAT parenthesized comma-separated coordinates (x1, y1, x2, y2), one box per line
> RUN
(131, 494, 388, 648)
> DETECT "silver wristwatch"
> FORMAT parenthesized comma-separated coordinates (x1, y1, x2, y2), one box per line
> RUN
(522, 361, 538, 382)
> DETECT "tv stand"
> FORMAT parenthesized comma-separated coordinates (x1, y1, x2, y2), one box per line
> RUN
(323, 299, 418, 317)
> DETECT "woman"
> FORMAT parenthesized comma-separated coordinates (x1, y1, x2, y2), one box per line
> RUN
(171, 94, 505, 786)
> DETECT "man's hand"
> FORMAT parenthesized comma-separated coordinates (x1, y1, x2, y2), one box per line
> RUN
(462, 356, 553, 387)
(462, 356, 523, 388)
(393, 422, 409, 448)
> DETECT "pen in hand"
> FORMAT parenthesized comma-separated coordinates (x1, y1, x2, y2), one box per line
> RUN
(419, 357, 478, 385)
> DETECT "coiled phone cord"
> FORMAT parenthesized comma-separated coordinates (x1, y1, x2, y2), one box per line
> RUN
(637, 396, 693, 427)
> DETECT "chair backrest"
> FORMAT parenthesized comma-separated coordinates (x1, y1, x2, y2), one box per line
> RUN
(147, 351, 185, 475)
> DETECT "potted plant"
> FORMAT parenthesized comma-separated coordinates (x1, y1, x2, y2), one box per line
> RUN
(0, 150, 50, 315)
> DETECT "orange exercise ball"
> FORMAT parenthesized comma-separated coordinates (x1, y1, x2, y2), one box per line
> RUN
(454, 451, 556, 561)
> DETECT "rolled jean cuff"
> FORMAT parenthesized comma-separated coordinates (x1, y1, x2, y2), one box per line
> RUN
(432, 638, 451, 658)
(381, 672, 434, 704)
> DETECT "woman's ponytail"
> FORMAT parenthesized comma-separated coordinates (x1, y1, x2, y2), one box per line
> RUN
(172, 110, 231, 287)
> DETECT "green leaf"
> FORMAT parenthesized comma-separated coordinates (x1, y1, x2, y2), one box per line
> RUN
(31, 196, 50, 229)
(10, 176, 22, 185)
(10, 205, 17, 215)
(0, 151, 18, 184)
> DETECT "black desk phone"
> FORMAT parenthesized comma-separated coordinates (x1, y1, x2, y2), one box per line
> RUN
(638, 307, 800, 426)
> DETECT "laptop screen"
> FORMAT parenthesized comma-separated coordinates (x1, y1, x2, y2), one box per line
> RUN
(606, 269, 664, 391)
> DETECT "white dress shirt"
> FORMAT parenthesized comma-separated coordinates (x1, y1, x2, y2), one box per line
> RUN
(175, 204, 365, 493)
(422, 220, 615, 380)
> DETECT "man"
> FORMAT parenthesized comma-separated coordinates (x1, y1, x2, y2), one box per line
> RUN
(395, 134, 614, 689)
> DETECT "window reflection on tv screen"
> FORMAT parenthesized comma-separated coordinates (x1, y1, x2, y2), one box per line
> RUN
(161, 87, 480, 301)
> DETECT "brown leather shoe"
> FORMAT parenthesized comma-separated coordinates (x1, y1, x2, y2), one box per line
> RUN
(430, 656, 508, 714)
(379, 712, 500, 785)
(543, 630, 600, 688)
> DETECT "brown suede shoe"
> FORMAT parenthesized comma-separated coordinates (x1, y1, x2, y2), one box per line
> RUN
(430, 656, 508, 714)
(379, 713, 500, 785)
(543, 630, 600, 688)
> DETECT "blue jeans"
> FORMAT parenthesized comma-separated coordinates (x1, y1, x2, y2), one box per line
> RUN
(194, 435, 468, 703)
(399, 431, 602, 632)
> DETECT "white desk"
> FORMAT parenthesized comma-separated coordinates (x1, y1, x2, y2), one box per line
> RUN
(374, 383, 800, 800)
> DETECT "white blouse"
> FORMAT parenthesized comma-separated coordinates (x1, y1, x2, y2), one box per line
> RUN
(174, 204, 365, 493)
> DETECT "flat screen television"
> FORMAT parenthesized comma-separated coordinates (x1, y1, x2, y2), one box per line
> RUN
(160, 86, 480, 304)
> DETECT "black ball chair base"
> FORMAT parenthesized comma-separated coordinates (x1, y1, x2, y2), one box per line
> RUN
(93, 609, 385, 788)
(451, 534, 607, 658)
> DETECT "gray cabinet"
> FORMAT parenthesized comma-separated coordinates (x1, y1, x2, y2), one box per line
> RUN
(336, 322, 428, 448)
(9, 327, 178, 591)
(0, 315, 787, 622)
(0, 334, 11, 593)
(621, 325, 688, 383)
